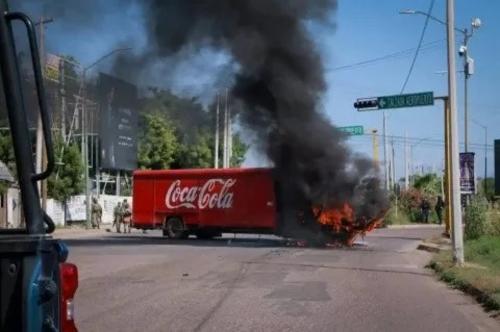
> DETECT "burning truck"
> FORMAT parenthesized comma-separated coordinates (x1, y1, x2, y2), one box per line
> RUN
(132, 167, 386, 246)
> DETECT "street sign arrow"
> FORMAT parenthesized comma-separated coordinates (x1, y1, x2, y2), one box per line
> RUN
(377, 91, 434, 110)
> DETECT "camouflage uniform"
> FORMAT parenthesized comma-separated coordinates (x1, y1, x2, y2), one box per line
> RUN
(114, 202, 122, 233)
(121, 199, 131, 233)
(91, 197, 102, 229)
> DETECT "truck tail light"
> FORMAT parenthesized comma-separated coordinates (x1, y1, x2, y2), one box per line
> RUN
(59, 262, 78, 332)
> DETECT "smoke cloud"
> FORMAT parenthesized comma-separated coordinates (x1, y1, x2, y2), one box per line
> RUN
(130, 0, 388, 230)
(19, 0, 388, 239)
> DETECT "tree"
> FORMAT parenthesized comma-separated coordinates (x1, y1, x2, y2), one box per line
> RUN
(0, 129, 15, 173)
(138, 113, 178, 169)
(477, 177, 495, 201)
(412, 173, 441, 197)
(230, 133, 248, 167)
(138, 88, 249, 169)
(175, 129, 213, 169)
(48, 138, 84, 202)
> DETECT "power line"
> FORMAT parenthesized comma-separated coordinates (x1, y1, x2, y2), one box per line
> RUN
(400, 0, 436, 93)
(348, 133, 495, 151)
(327, 39, 444, 72)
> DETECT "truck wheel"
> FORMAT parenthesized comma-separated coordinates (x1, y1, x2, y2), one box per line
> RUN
(165, 217, 186, 239)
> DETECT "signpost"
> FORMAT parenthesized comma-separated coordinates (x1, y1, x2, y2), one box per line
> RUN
(377, 91, 434, 110)
(338, 125, 364, 136)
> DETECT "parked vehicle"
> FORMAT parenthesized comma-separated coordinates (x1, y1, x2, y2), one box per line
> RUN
(0, 2, 78, 331)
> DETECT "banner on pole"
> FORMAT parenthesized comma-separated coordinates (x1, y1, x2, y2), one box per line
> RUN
(460, 152, 475, 193)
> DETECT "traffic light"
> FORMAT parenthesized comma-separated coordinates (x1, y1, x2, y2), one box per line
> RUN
(354, 98, 378, 110)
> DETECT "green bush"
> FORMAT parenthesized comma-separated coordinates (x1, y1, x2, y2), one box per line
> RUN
(464, 197, 488, 240)
(486, 209, 500, 236)
(383, 205, 410, 226)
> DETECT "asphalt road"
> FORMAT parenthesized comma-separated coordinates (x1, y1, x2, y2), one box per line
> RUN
(65, 227, 500, 332)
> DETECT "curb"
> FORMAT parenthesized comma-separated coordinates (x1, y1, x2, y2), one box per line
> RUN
(387, 224, 444, 229)
(428, 260, 500, 312)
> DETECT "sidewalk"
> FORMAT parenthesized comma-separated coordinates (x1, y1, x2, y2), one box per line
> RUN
(53, 226, 110, 239)
(387, 224, 444, 229)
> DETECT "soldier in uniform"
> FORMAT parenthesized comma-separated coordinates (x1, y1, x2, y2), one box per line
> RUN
(114, 201, 122, 233)
(91, 197, 103, 229)
(122, 199, 132, 233)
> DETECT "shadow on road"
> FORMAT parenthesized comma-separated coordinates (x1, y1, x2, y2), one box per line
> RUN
(63, 234, 376, 251)
(63, 235, 290, 249)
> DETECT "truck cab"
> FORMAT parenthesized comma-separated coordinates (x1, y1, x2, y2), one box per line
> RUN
(0, 1, 78, 331)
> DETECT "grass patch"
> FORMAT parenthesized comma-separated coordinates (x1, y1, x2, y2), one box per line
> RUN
(383, 206, 411, 226)
(429, 236, 500, 311)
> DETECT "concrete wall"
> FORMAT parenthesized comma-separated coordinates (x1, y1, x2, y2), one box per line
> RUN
(46, 195, 132, 226)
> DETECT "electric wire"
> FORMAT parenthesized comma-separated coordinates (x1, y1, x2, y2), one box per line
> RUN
(400, 0, 436, 93)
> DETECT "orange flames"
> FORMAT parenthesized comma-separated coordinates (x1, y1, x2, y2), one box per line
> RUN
(313, 203, 384, 246)
(314, 203, 354, 231)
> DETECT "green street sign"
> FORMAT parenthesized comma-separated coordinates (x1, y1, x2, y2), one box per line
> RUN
(377, 91, 434, 110)
(338, 125, 364, 136)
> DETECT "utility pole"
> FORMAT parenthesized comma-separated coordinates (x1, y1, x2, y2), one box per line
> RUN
(35, 16, 53, 210)
(447, 0, 464, 265)
(391, 139, 396, 191)
(371, 129, 379, 168)
(399, 10, 480, 154)
(214, 93, 220, 168)
(116, 171, 121, 196)
(404, 131, 409, 189)
(227, 95, 232, 168)
(435, 96, 451, 236)
(222, 89, 228, 168)
(383, 111, 389, 190)
(484, 126, 488, 195)
(60, 58, 66, 142)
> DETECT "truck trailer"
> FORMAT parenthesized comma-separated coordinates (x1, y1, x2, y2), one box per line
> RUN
(132, 168, 279, 239)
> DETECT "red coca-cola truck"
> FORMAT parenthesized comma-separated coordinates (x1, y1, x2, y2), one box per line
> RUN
(132, 168, 279, 238)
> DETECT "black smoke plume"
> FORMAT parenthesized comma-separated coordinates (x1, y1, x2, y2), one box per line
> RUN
(19, 0, 388, 239)
(132, 0, 388, 237)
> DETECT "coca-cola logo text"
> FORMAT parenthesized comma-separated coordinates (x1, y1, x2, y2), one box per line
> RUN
(165, 178, 236, 209)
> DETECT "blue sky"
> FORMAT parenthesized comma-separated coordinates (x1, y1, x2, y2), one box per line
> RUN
(17, 0, 500, 178)
(321, 0, 499, 179)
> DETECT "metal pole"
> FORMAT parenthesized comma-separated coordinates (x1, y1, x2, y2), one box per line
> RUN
(214, 93, 220, 168)
(371, 129, 379, 169)
(227, 95, 232, 168)
(383, 111, 389, 190)
(82, 70, 91, 228)
(484, 127, 487, 196)
(463, 30, 469, 152)
(116, 170, 121, 196)
(96, 134, 100, 198)
(404, 131, 409, 189)
(223, 89, 228, 168)
(391, 139, 396, 191)
(60, 58, 66, 142)
(447, 0, 464, 265)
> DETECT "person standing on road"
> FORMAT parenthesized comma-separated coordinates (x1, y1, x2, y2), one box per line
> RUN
(420, 198, 431, 223)
(114, 202, 122, 233)
(91, 197, 103, 229)
(122, 199, 131, 233)
(435, 196, 445, 225)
